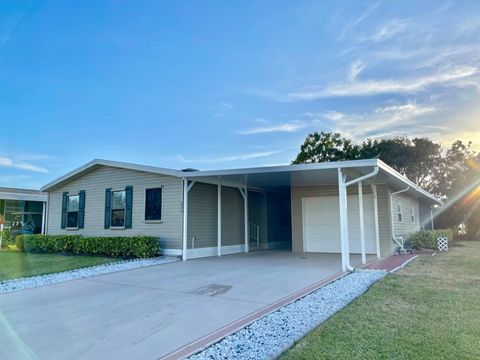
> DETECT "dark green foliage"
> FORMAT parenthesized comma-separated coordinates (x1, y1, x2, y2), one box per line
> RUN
(72, 236, 159, 258)
(19, 234, 160, 258)
(23, 234, 80, 253)
(408, 229, 454, 249)
(293, 132, 480, 239)
(15, 235, 25, 251)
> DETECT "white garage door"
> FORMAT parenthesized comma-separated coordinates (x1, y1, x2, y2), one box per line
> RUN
(302, 195, 376, 254)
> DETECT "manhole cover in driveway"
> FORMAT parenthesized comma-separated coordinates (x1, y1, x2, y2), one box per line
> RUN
(191, 284, 232, 296)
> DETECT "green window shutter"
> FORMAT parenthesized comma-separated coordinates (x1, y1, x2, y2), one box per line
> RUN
(61, 192, 68, 229)
(104, 188, 112, 229)
(125, 185, 133, 229)
(78, 190, 86, 229)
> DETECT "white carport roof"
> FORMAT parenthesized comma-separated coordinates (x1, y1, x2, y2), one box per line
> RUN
(40, 158, 442, 206)
(181, 159, 442, 206)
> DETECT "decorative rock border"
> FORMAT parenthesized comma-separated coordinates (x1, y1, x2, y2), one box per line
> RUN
(0, 256, 179, 293)
(189, 270, 387, 360)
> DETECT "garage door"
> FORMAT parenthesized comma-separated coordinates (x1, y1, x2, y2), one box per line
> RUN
(302, 195, 376, 254)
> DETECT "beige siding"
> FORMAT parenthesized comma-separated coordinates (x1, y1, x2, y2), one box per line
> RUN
(391, 192, 421, 239)
(291, 184, 393, 257)
(376, 184, 394, 255)
(47, 166, 183, 250)
(187, 183, 245, 249)
(187, 182, 217, 249)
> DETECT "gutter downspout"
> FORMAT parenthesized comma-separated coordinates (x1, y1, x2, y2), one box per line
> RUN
(340, 166, 379, 272)
(389, 187, 410, 248)
(430, 207, 435, 230)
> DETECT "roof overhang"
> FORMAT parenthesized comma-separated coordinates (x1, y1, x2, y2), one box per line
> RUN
(0, 188, 48, 202)
(181, 159, 443, 206)
(41, 159, 182, 192)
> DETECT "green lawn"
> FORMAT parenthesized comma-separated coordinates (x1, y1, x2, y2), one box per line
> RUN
(0, 251, 115, 281)
(282, 241, 480, 360)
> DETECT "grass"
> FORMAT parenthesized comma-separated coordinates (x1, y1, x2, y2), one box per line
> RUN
(282, 241, 480, 360)
(0, 250, 115, 281)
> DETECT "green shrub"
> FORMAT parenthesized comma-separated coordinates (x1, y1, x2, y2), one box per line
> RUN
(409, 229, 454, 250)
(21, 234, 160, 258)
(72, 236, 160, 258)
(15, 235, 25, 251)
(23, 234, 80, 253)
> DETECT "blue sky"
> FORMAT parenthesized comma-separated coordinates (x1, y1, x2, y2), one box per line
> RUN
(1, 0, 480, 189)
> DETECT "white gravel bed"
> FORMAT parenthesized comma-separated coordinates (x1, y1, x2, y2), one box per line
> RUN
(0, 256, 179, 293)
(189, 270, 387, 360)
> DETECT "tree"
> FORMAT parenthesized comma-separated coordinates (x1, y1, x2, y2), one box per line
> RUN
(294, 132, 443, 194)
(293, 132, 480, 238)
(292, 132, 360, 164)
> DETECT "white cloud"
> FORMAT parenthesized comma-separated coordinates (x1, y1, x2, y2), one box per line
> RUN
(177, 151, 281, 163)
(239, 122, 307, 135)
(348, 60, 365, 81)
(286, 65, 477, 100)
(338, 2, 383, 40)
(322, 110, 347, 121)
(0, 156, 48, 173)
(360, 18, 408, 42)
(315, 102, 439, 141)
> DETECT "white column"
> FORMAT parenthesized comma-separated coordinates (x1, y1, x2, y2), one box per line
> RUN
(371, 184, 381, 259)
(338, 169, 349, 272)
(182, 179, 189, 261)
(244, 187, 249, 253)
(41, 201, 46, 234)
(430, 208, 435, 230)
(217, 180, 222, 257)
(358, 182, 366, 264)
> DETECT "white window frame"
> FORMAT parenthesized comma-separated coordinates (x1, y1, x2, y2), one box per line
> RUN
(411, 207, 416, 223)
(144, 186, 163, 223)
(66, 193, 80, 230)
(110, 189, 126, 229)
(397, 203, 403, 222)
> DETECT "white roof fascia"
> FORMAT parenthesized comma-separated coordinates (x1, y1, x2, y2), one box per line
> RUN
(376, 160, 443, 205)
(180, 159, 379, 178)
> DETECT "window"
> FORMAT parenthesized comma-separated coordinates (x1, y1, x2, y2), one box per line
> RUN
(67, 194, 80, 228)
(145, 188, 162, 221)
(397, 203, 403, 222)
(411, 207, 416, 223)
(111, 190, 126, 227)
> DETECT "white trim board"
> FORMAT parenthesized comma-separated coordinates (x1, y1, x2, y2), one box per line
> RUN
(186, 244, 247, 259)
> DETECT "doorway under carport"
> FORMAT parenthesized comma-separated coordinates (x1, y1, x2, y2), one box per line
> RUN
(247, 189, 292, 251)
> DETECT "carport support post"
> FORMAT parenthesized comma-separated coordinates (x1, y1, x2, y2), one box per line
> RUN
(244, 187, 249, 253)
(182, 179, 189, 261)
(217, 179, 222, 257)
(182, 179, 196, 261)
(338, 169, 349, 272)
(358, 182, 366, 264)
(371, 184, 381, 259)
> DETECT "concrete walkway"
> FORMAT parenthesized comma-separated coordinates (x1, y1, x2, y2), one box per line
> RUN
(0, 251, 369, 360)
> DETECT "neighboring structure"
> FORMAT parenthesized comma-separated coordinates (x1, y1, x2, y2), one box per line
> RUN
(41, 158, 442, 271)
(0, 187, 48, 234)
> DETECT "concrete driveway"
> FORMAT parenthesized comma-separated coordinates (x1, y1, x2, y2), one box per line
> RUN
(0, 251, 368, 360)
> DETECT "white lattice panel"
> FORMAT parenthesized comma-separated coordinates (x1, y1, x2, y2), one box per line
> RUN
(437, 237, 448, 251)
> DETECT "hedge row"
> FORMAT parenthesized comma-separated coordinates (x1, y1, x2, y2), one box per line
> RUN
(17, 235, 160, 258)
(408, 229, 453, 250)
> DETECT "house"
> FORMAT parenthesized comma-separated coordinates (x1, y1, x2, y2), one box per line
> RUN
(0, 187, 48, 235)
(41, 158, 442, 271)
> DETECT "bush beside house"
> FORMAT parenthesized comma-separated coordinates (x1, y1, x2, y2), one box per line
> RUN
(18, 234, 160, 258)
(408, 229, 453, 250)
